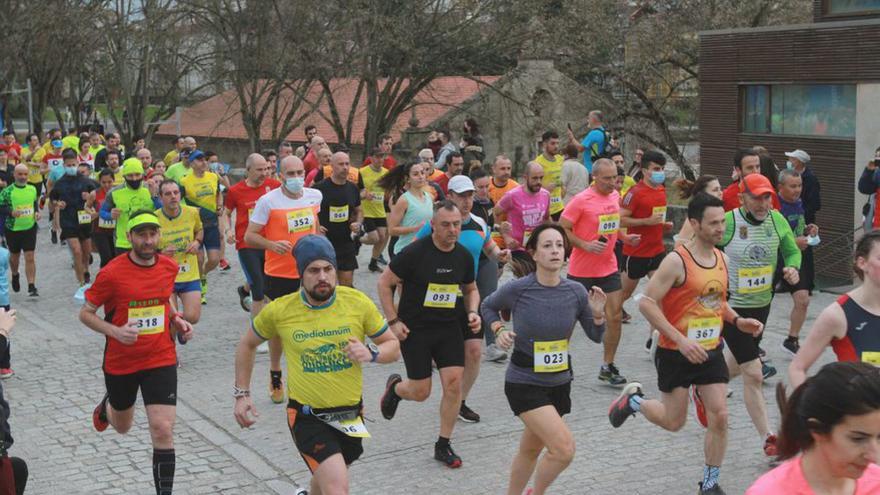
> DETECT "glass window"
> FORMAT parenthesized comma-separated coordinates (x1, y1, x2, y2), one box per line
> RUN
(828, 0, 880, 14)
(742, 84, 856, 138)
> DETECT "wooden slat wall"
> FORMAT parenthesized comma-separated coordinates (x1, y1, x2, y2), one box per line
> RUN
(814, 0, 880, 22)
(700, 21, 880, 282)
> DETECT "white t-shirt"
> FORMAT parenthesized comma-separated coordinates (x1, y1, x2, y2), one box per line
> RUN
(249, 187, 323, 225)
(561, 159, 589, 206)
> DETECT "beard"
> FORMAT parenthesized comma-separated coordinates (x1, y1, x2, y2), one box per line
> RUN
(306, 283, 334, 302)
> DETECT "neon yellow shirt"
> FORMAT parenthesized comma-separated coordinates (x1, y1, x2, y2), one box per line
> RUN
(359, 165, 388, 218)
(62, 135, 79, 152)
(180, 171, 219, 212)
(163, 150, 179, 167)
(253, 287, 388, 407)
(535, 153, 565, 215)
(156, 205, 203, 283)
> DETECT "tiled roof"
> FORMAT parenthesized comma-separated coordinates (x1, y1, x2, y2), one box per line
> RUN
(157, 76, 500, 144)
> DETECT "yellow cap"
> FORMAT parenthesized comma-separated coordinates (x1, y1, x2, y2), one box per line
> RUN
(122, 158, 144, 176)
(127, 211, 161, 232)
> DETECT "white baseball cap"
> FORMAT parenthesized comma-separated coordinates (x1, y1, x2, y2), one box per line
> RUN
(448, 175, 475, 194)
(784, 149, 810, 163)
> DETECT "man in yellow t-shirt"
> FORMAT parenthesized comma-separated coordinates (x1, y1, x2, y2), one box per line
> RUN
(359, 146, 390, 273)
(233, 235, 399, 494)
(164, 136, 184, 167)
(156, 180, 203, 325)
(179, 150, 221, 304)
(534, 130, 565, 221)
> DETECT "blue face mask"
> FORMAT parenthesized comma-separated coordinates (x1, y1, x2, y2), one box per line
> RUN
(785, 161, 793, 170)
(51, 139, 63, 148)
(64, 166, 77, 176)
(650, 170, 666, 185)
(285, 177, 304, 194)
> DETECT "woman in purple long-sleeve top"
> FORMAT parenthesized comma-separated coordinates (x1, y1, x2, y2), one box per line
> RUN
(480, 223, 606, 495)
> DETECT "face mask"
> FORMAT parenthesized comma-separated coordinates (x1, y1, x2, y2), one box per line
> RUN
(51, 139, 63, 148)
(126, 178, 142, 189)
(786, 161, 793, 170)
(209, 162, 220, 172)
(651, 171, 666, 185)
(285, 177, 304, 194)
(64, 166, 77, 176)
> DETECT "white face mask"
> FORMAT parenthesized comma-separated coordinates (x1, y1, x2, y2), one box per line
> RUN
(786, 161, 793, 170)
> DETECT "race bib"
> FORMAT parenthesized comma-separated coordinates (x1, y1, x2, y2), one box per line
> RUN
(652, 206, 667, 222)
(178, 263, 191, 274)
(862, 351, 880, 366)
(27, 165, 40, 178)
(598, 213, 620, 235)
(129, 305, 165, 335)
(287, 209, 314, 233)
(14, 206, 33, 218)
(329, 205, 349, 223)
(534, 339, 569, 373)
(551, 194, 563, 206)
(98, 217, 116, 229)
(423, 283, 458, 308)
(78, 210, 91, 225)
(327, 416, 371, 438)
(738, 266, 772, 294)
(687, 316, 723, 350)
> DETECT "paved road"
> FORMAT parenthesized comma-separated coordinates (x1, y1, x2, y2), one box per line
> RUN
(4, 223, 841, 494)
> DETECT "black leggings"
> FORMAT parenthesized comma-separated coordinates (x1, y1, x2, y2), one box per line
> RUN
(92, 230, 115, 268)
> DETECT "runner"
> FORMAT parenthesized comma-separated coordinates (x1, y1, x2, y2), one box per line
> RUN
(82, 210, 194, 495)
(359, 146, 390, 272)
(674, 175, 723, 246)
(560, 158, 636, 386)
(608, 192, 764, 495)
(101, 150, 124, 186)
(488, 155, 519, 252)
(21, 133, 45, 201)
(100, 158, 157, 257)
(619, 150, 673, 353)
(179, 150, 222, 305)
(534, 131, 565, 221)
(722, 149, 780, 212)
(788, 231, 880, 387)
(717, 173, 801, 457)
(233, 235, 400, 495)
(0, 164, 40, 296)
(382, 161, 434, 258)
(378, 200, 481, 468)
(164, 137, 196, 183)
(92, 169, 118, 268)
(494, 162, 550, 277)
(244, 155, 322, 403)
(747, 362, 880, 494)
(313, 152, 364, 288)
(415, 176, 510, 423)
(775, 168, 819, 356)
(223, 153, 279, 317)
(49, 155, 98, 298)
(434, 152, 464, 194)
(42, 139, 67, 244)
(481, 223, 605, 495)
(155, 180, 203, 325)
(362, 133, 398, 170)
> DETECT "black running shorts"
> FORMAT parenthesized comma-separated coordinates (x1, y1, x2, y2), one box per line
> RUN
(654, 346, 729, 393)
(505, 381, 571, 416)
(104, 365, 177, 411)
(287, 407, 363, 472)
(399, 325, 464, 380)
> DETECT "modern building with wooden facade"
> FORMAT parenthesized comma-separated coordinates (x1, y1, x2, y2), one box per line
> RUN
(699, 0, 880, 284)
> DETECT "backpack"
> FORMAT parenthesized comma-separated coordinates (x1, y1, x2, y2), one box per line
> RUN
(590, 126, 614, 161)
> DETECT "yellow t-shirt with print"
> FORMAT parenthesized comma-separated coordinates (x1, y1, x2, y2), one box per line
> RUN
(253, 286, 388, 408)
(25, 147, 44, 184)
(163, 150, 179, 167)
(156, 205, 203, 283)
(180, 171, 219, 212)
(535, 153, 565, 215)
(359, 165, 388, 219)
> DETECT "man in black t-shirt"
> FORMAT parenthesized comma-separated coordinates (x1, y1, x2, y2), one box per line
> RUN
(50, 160, 98, 295)
(313, 152, 363, 287)
(377, 200, 481, 469)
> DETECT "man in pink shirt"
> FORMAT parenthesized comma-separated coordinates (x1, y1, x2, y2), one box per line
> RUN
(561, 158, 638, 386)
(494, 162, 550, 276)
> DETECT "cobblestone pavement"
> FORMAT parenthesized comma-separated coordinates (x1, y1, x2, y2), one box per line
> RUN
(4, 222, 841, 494)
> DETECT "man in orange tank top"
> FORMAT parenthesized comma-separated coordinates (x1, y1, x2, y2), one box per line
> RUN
(607, 193, 764, 495)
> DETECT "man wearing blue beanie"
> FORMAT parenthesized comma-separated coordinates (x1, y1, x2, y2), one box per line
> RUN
(233, 234, 400, 494)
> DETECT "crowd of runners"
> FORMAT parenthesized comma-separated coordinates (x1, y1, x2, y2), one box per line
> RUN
(0, 114, 878, 495)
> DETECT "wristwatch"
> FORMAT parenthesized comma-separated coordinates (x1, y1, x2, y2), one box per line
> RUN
(368, 343, 380, 363)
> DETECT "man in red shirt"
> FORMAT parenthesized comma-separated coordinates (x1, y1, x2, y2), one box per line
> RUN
(301, 136, 328, 175)
(362, 133, 398, 170)
(435, 152, 464, 194)
(80, 210, 194, 495)
(223, 153, 280, 318)
(722, 149, 780, 211)
(1, 132, 22, 165)
(620, 150, 673, 352)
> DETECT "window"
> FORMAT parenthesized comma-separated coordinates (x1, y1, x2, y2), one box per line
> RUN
(827, 0, 880, 14)
(741, 84, 856, 138)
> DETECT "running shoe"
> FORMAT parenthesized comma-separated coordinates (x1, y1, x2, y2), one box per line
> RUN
(74, 284, 90, 302)
(377, 254, 389, 266)
(458, 402, 480, 423)
(39, 195, 46, 210)
(622, 308, 632, 324)
(763, 434, 778, 457)
(93, 393, 110, 432)
(434, 441, 462, 468)
(0, 369, 13, 379)
(380, 374, 403, 420)
(691, 386, 708, 428)
(237, 285, 251, 312)
(698, 482, 727, 494)
(599, 363, 627, 387)
(51, 230, 57, 244)
(200, 294, 207, 305)
(368, 259, 382, 273)
(608, 382, 643, 428)
(219, 258, 231, 271)
(269, 372, 285, 404)
(762, 361, 777, 380)
(28, 285, 38, 297)
(485, 343, 508, 362)
(84, 271, 91, 284)
(758, 346, 767, 359)
(781, 337, 800, 356)
(256, 341, 269, 354)
(11, 274, 19, 293)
